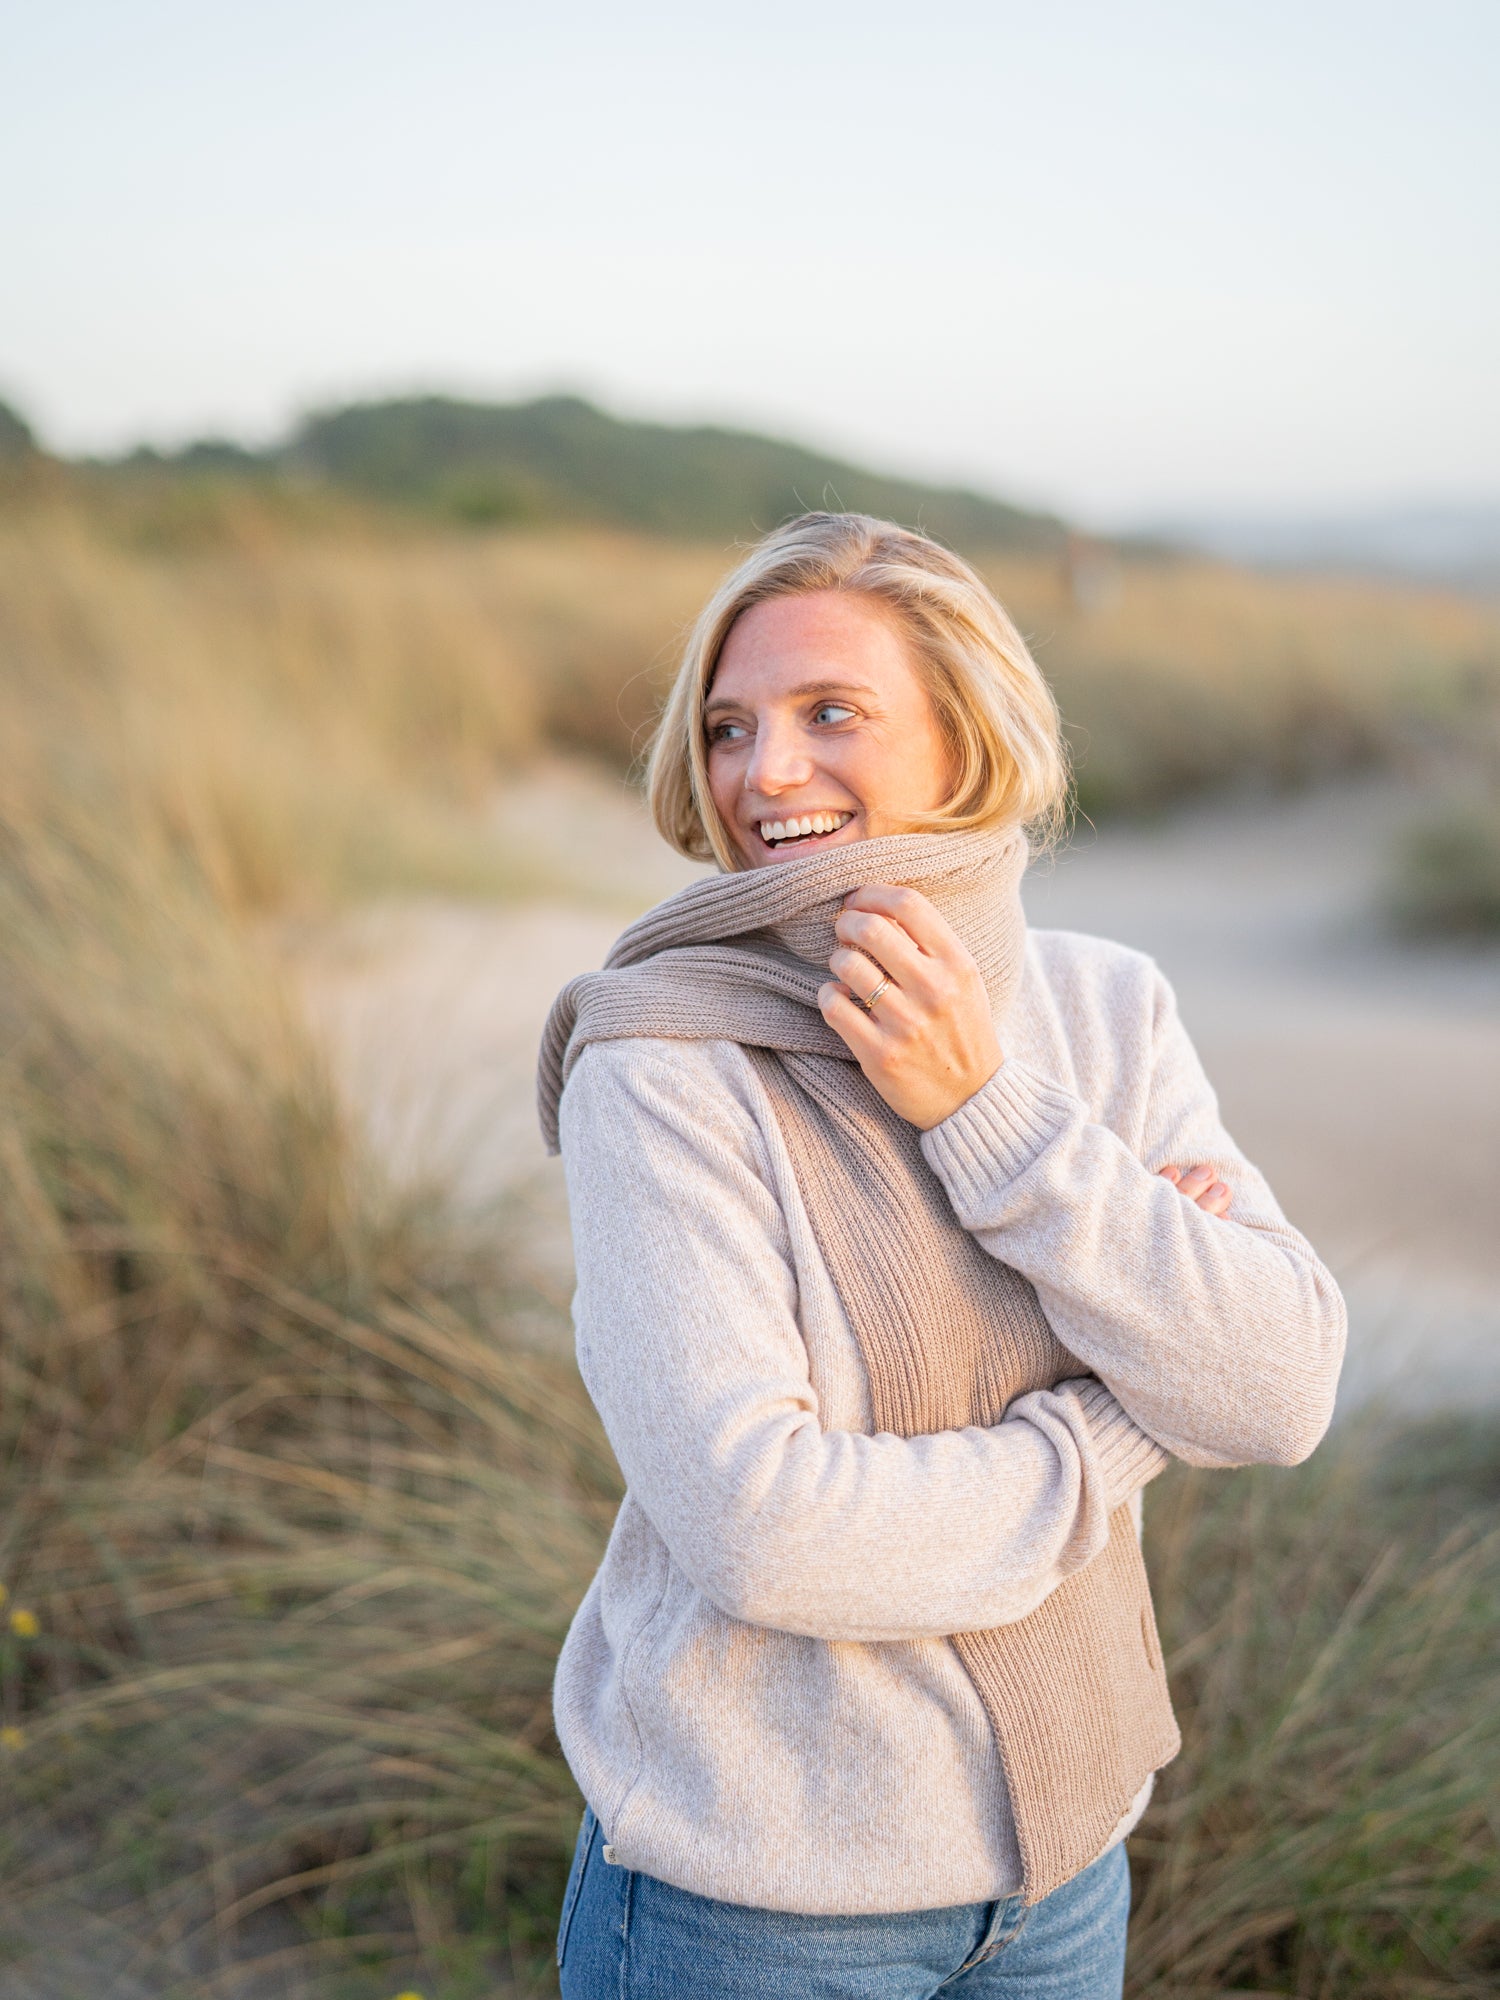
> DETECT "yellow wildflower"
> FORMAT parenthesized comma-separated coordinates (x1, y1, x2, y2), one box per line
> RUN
(0, 1726, 23, 1752)
(9, 1609, 39, 1639)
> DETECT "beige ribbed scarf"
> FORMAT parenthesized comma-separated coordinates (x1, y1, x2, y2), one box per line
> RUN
(539, 826, 1178, 1901)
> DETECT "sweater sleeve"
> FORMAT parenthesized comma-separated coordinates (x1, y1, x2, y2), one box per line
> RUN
(558, 1039, 1168, 1644)
(919, 962, 1347, 1468)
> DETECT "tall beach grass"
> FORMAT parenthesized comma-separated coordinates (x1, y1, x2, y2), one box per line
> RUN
(4, 479, 1498, 918)
(1129, 1421, 1500, 1998)
(0, 772, 616, 1993)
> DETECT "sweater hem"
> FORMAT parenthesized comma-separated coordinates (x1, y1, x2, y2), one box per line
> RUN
(569, 1766, 1159, 1916)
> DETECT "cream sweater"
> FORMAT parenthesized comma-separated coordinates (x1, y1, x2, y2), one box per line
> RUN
(552, 926, 1346, 1914)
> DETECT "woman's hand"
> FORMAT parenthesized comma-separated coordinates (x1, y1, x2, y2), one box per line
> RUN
(1157, 1163, 1233, 1216)
(818, 884, 1003, 1130)
(818, 886, 1245, 1204)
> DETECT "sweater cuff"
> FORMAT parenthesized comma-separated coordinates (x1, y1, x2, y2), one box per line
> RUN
(1067, 1377, 1172, 1512)
(919, 1059, 1080, 1216)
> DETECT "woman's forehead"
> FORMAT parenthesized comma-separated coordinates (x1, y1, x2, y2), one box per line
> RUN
(710, 591, 919, 705)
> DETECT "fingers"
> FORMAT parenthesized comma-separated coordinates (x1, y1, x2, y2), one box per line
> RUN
(840, 884, 962, 962)
(834, 896, 980, 1020)
(818, 979, 886, 1057)
(833, 903, 930, 990)
(829, 898, 941, 1015)
(827, 944, 915, 1016)
(1159, 1163, 1232, 1216)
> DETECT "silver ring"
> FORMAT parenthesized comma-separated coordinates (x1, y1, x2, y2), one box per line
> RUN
(860, 974, 892, 1013)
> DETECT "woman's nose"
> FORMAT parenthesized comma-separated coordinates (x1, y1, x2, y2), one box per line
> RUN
(744, 723, 815, 796)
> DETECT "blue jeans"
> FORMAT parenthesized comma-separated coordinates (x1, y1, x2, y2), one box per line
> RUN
(556, 1807, 1131, 1998)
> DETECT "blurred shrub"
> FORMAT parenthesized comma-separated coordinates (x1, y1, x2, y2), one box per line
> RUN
(1388, 796, 1500, 938)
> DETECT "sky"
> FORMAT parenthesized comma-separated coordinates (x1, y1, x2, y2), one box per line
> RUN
(3, 0, 1497, 525)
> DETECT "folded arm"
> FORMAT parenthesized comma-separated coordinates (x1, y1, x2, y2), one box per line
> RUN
(559, 1039, 1167, 1644)
(920, 967, 1347, 1468)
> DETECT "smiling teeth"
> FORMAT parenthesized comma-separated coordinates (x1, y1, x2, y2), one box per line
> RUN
(759, 811, 853, 843)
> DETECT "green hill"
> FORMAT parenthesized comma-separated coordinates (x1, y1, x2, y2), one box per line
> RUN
(277, 393, 1067, 549)
(0, 396, 37, 460)
(62, 389, 1076, 550)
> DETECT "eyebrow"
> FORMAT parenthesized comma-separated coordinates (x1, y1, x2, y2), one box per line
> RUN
(703, 679, 879, 716)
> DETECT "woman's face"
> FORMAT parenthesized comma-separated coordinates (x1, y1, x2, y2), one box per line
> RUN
(704, 590, 956, 869)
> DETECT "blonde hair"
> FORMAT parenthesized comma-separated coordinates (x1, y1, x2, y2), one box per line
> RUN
(646, 511, 1071, 870)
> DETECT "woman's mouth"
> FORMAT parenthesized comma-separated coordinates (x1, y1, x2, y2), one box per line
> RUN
(755, 810, 855, 853)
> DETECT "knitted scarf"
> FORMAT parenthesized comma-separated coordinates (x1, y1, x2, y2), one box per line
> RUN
(538, 825, 1179, 1901)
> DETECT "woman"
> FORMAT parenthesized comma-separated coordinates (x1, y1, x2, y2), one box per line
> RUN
(538, 513, 1346, 1998)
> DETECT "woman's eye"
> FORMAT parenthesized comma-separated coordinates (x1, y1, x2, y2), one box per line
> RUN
(709, 720, 747, 742)
(813, 703, 856, 726)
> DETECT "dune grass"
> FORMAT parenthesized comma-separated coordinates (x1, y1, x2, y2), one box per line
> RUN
(977, 551, 1500, 817)
(0, 774, 615, 1994)
(1128, 1420, 1500, 1998)
(0, 1286, 615, 1997)
(4, 477, 1498, 925)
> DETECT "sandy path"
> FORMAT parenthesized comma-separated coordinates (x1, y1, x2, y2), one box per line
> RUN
(293, 765, 1500, 1413)
(1024, 780, 1500, 1411)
